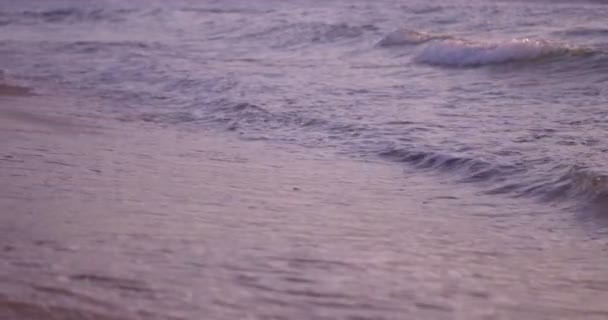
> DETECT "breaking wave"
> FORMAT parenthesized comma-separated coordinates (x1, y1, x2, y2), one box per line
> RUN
(414, 38, 593, 67)
(378, 29, 599, 67)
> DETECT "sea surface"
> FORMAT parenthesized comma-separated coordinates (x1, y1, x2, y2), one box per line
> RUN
(2, 0, 608, 319)
(2, 0, 608, 212)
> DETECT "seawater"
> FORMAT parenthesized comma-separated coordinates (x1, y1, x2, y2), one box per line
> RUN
(3, 1, 608, 319)
(1, 0, 608, 216)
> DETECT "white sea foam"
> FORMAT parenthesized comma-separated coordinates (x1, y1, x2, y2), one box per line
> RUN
(414, 38, 570, 66)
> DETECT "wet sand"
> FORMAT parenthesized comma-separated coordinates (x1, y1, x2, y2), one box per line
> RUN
(2, 94, 608, 320)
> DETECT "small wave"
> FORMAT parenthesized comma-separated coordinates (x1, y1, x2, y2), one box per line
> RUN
(378, 148, 515, 182)
(377, 29, 449, 47)
(487, 167, 608, 212)
(408, 5, 444, 15)
(379, 147, 608, 209)
(528, 168, 608, 204)
(413, 38, 585, 67)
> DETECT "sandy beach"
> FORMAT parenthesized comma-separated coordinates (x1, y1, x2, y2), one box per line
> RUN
(2, 92, 608, 320)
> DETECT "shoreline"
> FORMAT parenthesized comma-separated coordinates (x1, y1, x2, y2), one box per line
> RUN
(0, 94, 421, 319)
(2, 94, 608, 319)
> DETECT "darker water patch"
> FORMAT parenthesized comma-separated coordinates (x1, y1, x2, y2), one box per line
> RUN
(63, 40, 160, 53)
(553, 27, 608, 38)
(0, 8, 137, 25)
(69, 274, 151, 293)
(180, 7, 272, 15)
(0, 299, 126, 320)
(0, 83, 32, 96)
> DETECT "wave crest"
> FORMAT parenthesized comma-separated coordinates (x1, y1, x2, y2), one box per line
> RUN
(414, 38, 579, 67)
(377, 29, 598, 67)
(378, 148, 515, 182)
(543, 168, 608, 204)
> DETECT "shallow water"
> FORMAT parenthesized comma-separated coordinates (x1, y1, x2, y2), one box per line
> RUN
(2, 98, 608, 320)
(2, 0, 608, 318)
